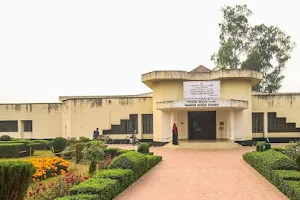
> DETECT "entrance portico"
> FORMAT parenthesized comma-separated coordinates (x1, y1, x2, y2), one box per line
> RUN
(141, 65, 263, 144)
(156, 99, 249, 142)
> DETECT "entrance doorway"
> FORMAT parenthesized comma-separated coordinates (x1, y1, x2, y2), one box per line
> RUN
(188, 111, 216, 140)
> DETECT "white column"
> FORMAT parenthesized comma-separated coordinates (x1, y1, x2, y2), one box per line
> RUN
(18, 120, 23, 138)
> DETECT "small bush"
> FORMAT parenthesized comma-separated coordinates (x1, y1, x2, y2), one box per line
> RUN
(109, 151, 148, 179)
(58, 194, 100, 200)
(69, 177, 120, 200)
(256, 141, 266, 152)
(0, 160, 36, 200)
(116, 149, 134, 156)
(137, 142, 150, 154)
(51, 137, 68, 153)
(0, 135, 11, 141)
(104, 148, 121, 159)
(95, 169, 134, 190)
(79, 136, 90, 143)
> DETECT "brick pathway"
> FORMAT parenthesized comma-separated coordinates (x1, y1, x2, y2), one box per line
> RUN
(111, 145, 288, 200)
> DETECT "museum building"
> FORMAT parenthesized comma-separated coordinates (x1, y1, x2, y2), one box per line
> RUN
(1, 65, 300, 145)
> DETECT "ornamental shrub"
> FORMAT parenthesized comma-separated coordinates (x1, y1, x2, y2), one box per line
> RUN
(82, 144, 105, 175)
(256, 141, 266, 152)
(0, 135, 11, 141)
(137, 142, 150, 154)
(0, 160, 36, 200)
(51, 137, 68, 153)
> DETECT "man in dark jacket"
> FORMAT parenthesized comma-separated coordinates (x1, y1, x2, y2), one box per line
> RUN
(93, 128, 99, 140)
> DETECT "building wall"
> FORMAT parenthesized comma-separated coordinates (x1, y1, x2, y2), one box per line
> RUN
(62, 97, 153, 139)
(252, 93, 300, 138)
(0, 103, 62, 139)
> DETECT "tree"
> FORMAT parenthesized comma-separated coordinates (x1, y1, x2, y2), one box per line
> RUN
(211, 5, 296, 93)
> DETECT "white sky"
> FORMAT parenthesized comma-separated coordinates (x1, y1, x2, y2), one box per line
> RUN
(0, 0, 299, 103)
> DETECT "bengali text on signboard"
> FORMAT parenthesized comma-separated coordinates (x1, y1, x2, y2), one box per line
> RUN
(183, 81, 220, 100)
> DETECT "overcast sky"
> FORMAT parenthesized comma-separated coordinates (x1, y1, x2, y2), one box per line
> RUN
(0, 0, 299, 103)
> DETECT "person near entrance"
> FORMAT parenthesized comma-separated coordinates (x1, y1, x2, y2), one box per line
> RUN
(172, 124, 179, 145)
(93, 128, 99, 140)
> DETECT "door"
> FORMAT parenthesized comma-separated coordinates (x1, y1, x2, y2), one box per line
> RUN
(188, 111, 216, 140)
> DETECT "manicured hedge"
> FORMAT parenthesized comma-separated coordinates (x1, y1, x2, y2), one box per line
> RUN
(103, 148, 121, 159)
(0, 143, 30, 158)
(58, 194, 100, 200)
(243, 150, 300, 200)
(95, 169, 134, 190)
(68, 177, 120, 200)
(0, 160, 36, 200)
(62, 150, 162, 200)
(109, 151, 148, 179)
(116, 149, 135, 156)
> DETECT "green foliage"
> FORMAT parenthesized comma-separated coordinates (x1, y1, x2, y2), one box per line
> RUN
(79, 136, 90, 143)
(61, 145, 76, 160)
(272, 147, 285, 154)
(95, 169, 135, 190)
(296, 154, 300, 169)
(256, 141, 266, 152)
(116, 149, 135, 156)
(51, 137, 68, 153)
(82, 143, 105, 175)
(86, 140, 106, 149)
(0, 160, 36, 200)
(211, 4, 296, 93)
(0, 135, 11, 141)
(58, 194, 100, 200)
(243, 150, 300, 199)
(137, 142, 150, 154)
(63, 149, 162, 200)
(284, 142, 300, 161)
(75, 142, 86, 164)
(104, 148, 121, 159)
(0, 143, 31, 158)
(68, 178, 120, 200)
(29, 140, 50, 150)
(109, 151, 148, 179)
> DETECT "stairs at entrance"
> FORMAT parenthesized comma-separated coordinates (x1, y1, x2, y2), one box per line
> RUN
(163, 140, 242, 150)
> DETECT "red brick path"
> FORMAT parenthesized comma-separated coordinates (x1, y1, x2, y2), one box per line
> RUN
(111, 145, 288, 200)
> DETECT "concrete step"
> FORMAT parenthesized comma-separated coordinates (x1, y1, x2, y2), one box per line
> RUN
(163, 140, 242, 150)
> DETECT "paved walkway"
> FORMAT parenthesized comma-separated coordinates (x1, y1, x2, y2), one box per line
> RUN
(110, 145, 288, 200)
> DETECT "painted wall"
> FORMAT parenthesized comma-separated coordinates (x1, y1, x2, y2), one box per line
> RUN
(62, 97, 153, 139)
(0, 103, 62, 139)
(252, 93, 300, 138)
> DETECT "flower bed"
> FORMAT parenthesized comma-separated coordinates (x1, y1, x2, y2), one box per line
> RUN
(27, 157, 70, 181)
(243, 149, 300, 199)
(27, 172, 89, 199)
(59, 151, 162, 200)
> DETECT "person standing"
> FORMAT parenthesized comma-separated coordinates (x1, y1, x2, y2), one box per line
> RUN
(172, 124, 179, 145)
(93, 128, 99, 140)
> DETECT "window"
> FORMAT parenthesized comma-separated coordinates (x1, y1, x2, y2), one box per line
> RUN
(128, 114, 138, 133)
(268, 112, 300, 132)
(23, 120, 32, 132)
(252, 113, 264, 133)
(142, 114, 153, 134)
(0, 121, 18, 132)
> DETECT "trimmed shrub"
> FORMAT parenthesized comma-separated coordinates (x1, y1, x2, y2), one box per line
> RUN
(109, 151, 148, 179)
(0, 160, 36, 200)
(79, 136, 90, 143)
(95, 169, 134, 190)
(256, 141, 266, 152)
(104, 148, 121, 159)
(68, 177, 120, 200)
(296, 154, 300, 169)
(273, 170, 300, 181)
(116, 149, 134, 156)
(272, 147, 285, 154)
(58, 194, 100, 200)
(146, 155, 162, 170)
(51, 137, 68, 153)
(30, 140, 50, 150)
(0, 135, 11, 141)
(137, 142, 150, 154)
(0, 143, 30, 158)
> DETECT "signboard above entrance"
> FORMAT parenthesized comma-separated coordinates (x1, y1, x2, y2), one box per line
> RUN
(174, 99, 230, 108)
(183, 80, 220, 100)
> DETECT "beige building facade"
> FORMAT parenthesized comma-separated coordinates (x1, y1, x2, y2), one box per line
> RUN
(1, 65, 300, 145)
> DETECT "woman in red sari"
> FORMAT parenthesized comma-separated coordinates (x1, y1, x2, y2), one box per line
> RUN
(172, 123, 179, 145)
